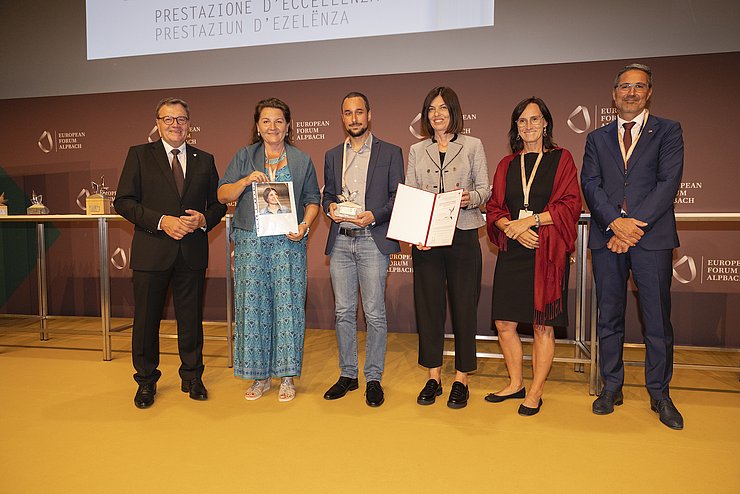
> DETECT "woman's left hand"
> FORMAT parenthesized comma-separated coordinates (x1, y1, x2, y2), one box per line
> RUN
(514, 228, 540, 249)
(459, 189, 471, 208)
(287, 223, 308, 242)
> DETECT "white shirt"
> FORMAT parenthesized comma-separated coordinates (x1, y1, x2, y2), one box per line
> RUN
(161, 140, 187, 178)
(617, 109, 647, 145)
(157, 140, 188, 230)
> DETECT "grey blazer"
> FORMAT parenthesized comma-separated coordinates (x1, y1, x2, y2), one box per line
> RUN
(406, 134, 490, 230)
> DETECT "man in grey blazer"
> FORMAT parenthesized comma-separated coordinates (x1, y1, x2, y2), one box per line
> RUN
(322, 92, 404, 407)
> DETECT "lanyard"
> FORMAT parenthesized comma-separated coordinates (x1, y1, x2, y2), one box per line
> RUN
(520, 151, 543, 211)
(340, 135, 370, 197)
(618, 110, 648, 166)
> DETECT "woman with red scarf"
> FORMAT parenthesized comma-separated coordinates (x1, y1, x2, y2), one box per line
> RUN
(485, 97, 581, 416)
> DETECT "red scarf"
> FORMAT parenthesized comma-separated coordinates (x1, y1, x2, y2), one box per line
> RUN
(486, 148, 582, 327)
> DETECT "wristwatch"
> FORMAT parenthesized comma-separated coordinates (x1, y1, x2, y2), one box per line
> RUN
(533, 213, 541, 228)
(300, 221, 309, 237)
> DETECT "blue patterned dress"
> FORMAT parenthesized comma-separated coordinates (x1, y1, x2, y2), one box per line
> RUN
(233, 166, 307, 379)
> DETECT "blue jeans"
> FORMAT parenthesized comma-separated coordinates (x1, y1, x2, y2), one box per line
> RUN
(329, 233, 390, 382)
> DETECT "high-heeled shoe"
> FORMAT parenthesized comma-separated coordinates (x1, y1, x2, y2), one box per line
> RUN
(517, 398, 543, 416)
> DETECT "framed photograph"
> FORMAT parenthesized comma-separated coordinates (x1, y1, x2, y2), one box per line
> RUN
(252, 181, 299, 236)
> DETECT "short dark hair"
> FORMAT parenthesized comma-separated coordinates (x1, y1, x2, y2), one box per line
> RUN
(155, 97, 190, 119)
(508, 96, 556, 154)
(420, 86, 464, 137)
(341, 92, 370, 112)
(262, 186, 277, 202)
(251, 97, 293, 145)
(613, 63, 653, 88)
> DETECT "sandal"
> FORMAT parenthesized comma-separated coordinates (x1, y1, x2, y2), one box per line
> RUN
(244, 379, 271, 400)
(278, 377, 296, 402)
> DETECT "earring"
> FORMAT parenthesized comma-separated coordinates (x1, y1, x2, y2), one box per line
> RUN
(516, 135, 522, 141)
(543, 128, 547, 137)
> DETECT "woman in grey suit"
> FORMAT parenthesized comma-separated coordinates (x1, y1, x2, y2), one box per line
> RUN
(406, 86, 490, 409)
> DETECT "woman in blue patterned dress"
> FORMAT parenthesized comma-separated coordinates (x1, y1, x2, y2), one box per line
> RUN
(218, 98, 320, 402)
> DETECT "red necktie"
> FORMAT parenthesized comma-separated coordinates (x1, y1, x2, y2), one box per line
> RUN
(622, 122, 636, 168)
(171, 149, 184, 196)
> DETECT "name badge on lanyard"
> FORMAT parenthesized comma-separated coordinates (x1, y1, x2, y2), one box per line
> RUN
(518, 151, 543, 220)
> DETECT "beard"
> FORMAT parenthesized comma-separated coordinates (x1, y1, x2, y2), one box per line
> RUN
(346, 124, 368, 138)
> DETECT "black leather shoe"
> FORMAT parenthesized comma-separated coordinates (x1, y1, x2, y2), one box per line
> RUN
(650, 398, 684, 430)
(518, 398, 543, 416)
(365, 380, 384, 407)
(417, 379, 442, 405)
(447, 381, 469, 409)
(592, 390, 623, 415)
(134, 383, 156, 409)
(484, 387, 526, 403)
(182, 378, 208, 401)
(323, 376, 359, 400)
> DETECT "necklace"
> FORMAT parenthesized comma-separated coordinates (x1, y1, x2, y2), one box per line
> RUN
(265, 149, 286, 166)
(264, 148, 286, 182)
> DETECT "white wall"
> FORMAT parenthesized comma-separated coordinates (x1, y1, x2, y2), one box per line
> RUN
(1, 0, 739, 99)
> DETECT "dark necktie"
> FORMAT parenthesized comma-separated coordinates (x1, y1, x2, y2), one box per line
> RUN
(622, 122, 636, 162)
(620, 122, 636, 211)
(171, 149, 184, 196)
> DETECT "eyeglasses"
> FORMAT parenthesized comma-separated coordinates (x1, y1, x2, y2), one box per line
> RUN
(157, 116, 189, 125)
(516, 115, 544, 127)
(615, 82, 649, 93)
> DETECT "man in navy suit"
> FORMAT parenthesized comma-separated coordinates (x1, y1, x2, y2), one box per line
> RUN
(321, 92, 404, 407)
(115, 98, 227, 409)
(581, 64, 684, 429)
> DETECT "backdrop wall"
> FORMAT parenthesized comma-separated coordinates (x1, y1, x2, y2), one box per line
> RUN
(1, 52, 739, 348)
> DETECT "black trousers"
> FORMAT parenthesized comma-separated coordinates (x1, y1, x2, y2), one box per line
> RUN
(132, 250, 205, 385)
(412, 228, 482, 373)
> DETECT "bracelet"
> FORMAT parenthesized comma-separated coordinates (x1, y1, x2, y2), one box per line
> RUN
(533, 213, 540, 228)
(300, 221, 309, 237)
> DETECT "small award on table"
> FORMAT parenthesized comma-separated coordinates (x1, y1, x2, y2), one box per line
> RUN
(86, 176, 112, 215)
(0, 192, 7, 216)
(27, 190, 49, 215)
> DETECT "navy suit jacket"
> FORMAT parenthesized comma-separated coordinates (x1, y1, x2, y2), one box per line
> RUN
(322, 136, 404, 255)
(114, 140, 227, 271)
(581, 114, 684, 250)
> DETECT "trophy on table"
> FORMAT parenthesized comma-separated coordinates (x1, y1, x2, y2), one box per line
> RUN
(27, 190, 49, 215)
(86, 176, 112, 215)
(0, 192, 7, 216)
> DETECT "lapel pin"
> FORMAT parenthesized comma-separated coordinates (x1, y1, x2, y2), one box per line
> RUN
(647, 130, 653, 134)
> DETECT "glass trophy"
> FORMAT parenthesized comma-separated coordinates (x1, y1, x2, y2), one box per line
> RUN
(0, 192, 7, 216)
(336, 188, 362, 219)
(27, 190, 49, 215)
(86, 176, 112, 215)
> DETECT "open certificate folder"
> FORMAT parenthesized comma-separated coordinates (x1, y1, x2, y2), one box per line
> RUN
(252, 181, 299, 237)
(386, 184, 463, 247)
